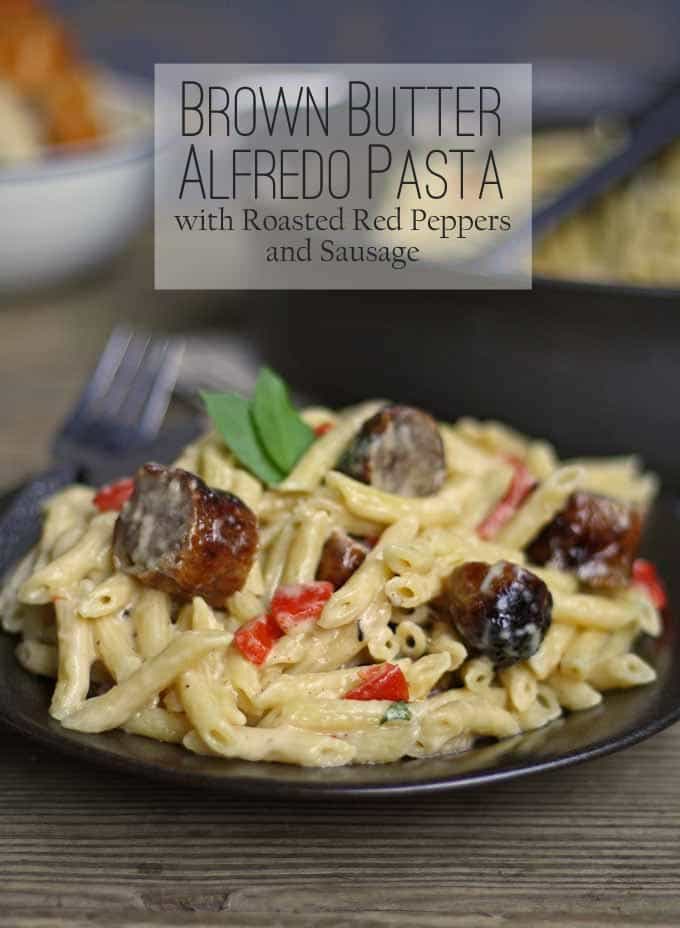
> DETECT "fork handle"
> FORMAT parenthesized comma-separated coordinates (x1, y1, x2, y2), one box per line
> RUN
(0, 462, 81, 577)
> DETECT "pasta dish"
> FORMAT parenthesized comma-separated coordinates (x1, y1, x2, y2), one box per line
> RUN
(0, 376, 666, 768)
(534, 132, 680, 286)
(384, 126, 680, 287)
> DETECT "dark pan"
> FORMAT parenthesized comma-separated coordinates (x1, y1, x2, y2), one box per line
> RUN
(250, 282, 679, 486)
(246, 62, 680, 484)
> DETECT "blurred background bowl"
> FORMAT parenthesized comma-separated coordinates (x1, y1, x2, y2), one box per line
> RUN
(0, 69, 153, 291)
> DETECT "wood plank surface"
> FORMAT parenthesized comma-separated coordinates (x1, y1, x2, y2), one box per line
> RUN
(1, 267, 679, 927)
(1, 723, 680, 926)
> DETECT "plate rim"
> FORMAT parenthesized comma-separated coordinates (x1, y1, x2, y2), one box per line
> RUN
(2, 683, 680, 798)
(1, 482, 679, 799)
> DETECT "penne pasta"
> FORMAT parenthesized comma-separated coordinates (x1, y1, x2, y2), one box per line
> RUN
(395, 619, 429, 660)
(325, 471, 473, 526)
(514, 684, 562, 731)
(61, 631, 232, 733)
(123, 706, 191, 743)
(282, 509, 332, 584)
(93, 614, 142, 682)
(460, 657, 495, 692)
(279, 401, 383, 493)
(49, 599, 95, 720)
(78, 573, 139, 619)
(552, 592, 640, 631)
(528, 623, 576, 680)
(587, 654, 656, 690)
(429, 622, 468, 670)
(559, 629, 609, 680)
(497, 465, 584, 548)
(1, 396, 661, 768)
(548, 672, 603, 711)
(185, 723, 356, 767)
(499, 663, 538, 712)
(19, 512, 116, 604)
(133, 589, 174, 659)
(319, 516, 418, 629)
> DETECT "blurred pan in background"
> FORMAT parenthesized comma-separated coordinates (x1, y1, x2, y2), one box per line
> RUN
(249, 61, 680, 488)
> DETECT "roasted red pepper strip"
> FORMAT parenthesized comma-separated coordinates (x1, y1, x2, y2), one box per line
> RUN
(93, 477, 134, 512)
(314, 422, 334, 437)
(235, 582, 334, 663)
(345, 663, 409, 701)
(477, 456, 536, 541)
(233, 614, 283, 665)
(632, 559, 668, 611)
(269, 581, 334, 633)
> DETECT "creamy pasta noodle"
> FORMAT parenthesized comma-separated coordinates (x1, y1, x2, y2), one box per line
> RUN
(0, 393, 666, 768)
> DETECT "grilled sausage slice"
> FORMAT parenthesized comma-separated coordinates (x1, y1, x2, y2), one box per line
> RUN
(338, 404, 446, 497)
(439, 560, 552, 668)
(113, 463, 258, 607)
(316, 530, 370, 589)
(526, 491, 641, 589)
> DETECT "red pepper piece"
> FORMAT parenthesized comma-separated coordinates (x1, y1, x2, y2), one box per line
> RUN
(314, 422, 334, 437)
(269, 581, 334, 633)
(345, 663, 409, 701)
(233, 614, 283, 665)
(477, 456, 537, 540)
(93, 477, 134, 512)
(632, 559, 668, 611)
(235, 583, 334, 664)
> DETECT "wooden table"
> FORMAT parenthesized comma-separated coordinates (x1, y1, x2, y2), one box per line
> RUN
(1, 253, 679, 928)
(2, 724, 679, 928)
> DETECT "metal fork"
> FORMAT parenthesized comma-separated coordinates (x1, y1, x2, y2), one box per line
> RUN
(0, 327, 186, 575)
(175, 334, 313, 410)
(56, 327, 185, 460)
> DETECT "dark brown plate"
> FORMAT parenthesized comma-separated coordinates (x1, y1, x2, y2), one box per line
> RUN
(0, 479, 678, 797)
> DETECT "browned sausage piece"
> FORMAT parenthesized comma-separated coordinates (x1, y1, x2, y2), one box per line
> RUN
(316, 530, 369, 589)
(439, 560, 552, 668)
(338, 404, 446, 497)
(526, 491, 641, 589)
(113, 463, 258, 608)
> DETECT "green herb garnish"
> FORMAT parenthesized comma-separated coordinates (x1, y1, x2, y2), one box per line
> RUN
(252, 367, 315, 473)
(380, 701, 412, 725)
(202, 368, 314, 486)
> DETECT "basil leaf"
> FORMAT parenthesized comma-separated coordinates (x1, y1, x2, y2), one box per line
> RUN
(380, 701, 412, 724)
(201, 391, 284, 486)
(252, 367, 315, 473)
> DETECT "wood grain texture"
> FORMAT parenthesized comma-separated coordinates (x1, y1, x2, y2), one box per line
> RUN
(1, 723, 680, 926)
(1, 266, 680, 927)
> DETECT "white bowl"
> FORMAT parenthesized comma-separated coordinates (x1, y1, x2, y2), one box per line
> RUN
(0, 70, 153, 290)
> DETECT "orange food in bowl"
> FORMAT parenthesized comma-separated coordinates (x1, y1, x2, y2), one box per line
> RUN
(0, 0, 101, 148)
